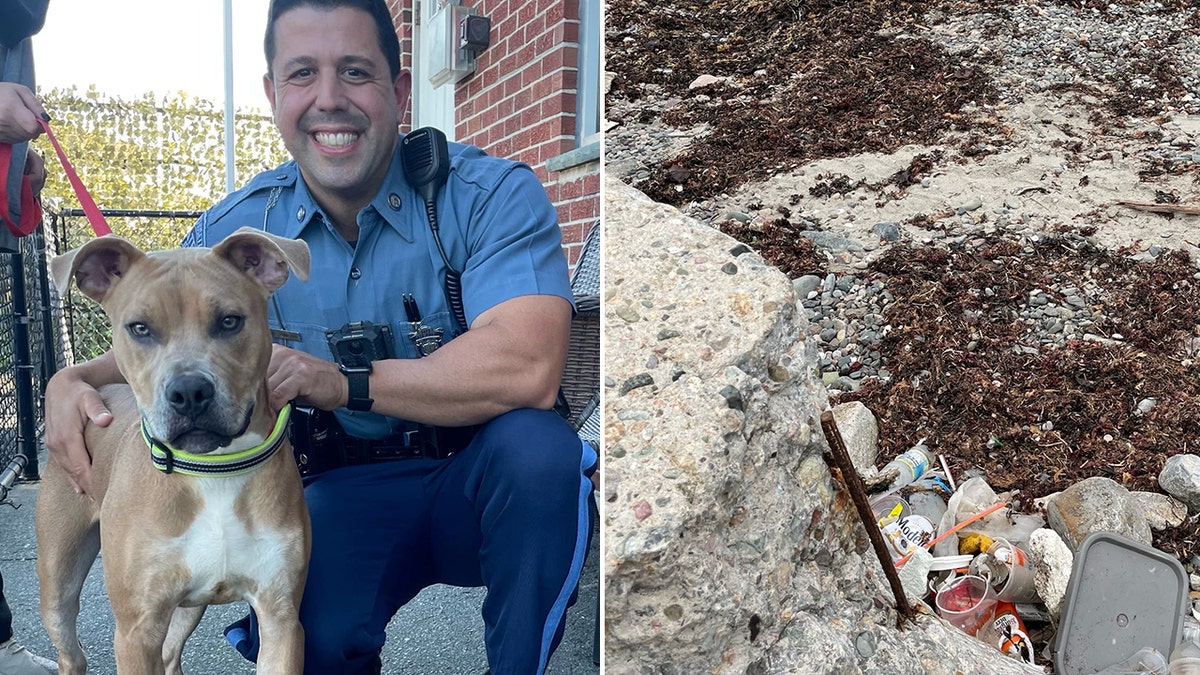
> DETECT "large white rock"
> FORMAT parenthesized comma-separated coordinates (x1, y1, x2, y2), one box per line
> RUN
(1045, 476, 1151, 552)
(831, 400, 880, 476)
(1027, 528, 1074, 621)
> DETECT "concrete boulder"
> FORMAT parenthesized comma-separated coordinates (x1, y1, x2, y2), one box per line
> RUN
(603, 177, 1040, 674)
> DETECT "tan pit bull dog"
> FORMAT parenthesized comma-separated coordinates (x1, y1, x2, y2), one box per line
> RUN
(37, 227, 312, 675)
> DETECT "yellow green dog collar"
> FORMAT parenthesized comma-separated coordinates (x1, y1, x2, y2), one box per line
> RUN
(144, 404, 292, 476)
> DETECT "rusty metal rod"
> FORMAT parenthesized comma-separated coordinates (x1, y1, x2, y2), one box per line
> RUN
(820, 410, 916, 627)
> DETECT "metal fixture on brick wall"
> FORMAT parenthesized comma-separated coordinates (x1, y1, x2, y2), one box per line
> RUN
(429, 1, 490, 87)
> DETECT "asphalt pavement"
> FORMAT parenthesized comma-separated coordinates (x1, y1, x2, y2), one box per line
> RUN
(0, 454, 599, 674)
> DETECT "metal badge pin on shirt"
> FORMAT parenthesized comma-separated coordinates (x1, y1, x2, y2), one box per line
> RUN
(404, 294, 444, 356)
(270, 328, 302, 343)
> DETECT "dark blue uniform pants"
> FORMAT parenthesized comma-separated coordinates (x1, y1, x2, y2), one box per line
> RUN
(228, 408, 596, 674)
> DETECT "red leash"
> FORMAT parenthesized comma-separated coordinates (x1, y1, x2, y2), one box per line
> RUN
(37, 118, 111, 236)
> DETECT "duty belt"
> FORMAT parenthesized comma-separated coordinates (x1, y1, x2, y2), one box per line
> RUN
(289, 405, 481, 476)
(340, 426, 461, 463)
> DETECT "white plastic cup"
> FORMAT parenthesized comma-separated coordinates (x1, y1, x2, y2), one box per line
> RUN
(935, 574, 998, 636)
(987, 538, 1039, 603)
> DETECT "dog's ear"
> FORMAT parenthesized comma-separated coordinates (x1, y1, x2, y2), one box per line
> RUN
(212, 227, 311, 294)
(50, 236, 147, 305)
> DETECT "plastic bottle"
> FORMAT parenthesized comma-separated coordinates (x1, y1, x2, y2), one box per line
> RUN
(877, 440, 935, 492)
(1183, 616, 1200, 646)
(1098, 647, 1168, 675)
(1169, 639, 1200, 675)
(979, 600, 1035, 664)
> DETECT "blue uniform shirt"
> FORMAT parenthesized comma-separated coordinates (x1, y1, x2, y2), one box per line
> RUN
(182, 135, 573, 439)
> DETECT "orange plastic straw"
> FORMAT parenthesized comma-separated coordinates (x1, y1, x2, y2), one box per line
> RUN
(895, 500, 1008, 568)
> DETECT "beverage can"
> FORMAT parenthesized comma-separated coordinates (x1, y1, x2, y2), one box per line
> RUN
(881, 514, 936, 561)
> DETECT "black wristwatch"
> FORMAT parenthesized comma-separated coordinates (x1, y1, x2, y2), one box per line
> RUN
(341, 364, 373, 411)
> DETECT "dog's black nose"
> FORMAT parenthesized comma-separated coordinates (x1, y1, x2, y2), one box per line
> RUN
(166, 374, 215, 419)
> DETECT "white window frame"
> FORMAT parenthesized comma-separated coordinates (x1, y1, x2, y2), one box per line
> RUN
(576, 0, 601, 147)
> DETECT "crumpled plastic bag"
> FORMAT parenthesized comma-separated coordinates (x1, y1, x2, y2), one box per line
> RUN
(933, 476, 1044, 557)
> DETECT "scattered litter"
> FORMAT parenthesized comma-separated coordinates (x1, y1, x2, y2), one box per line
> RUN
(865, 439, 933, 493)
(1094, 647, 1168, 675)
(934, 574, 996, 637)
(970, 537, 1039, 604)
(855, 431, 1200, 670)
(980, 600, 1036, 665)
(898, 500, 1008, 567)
(937, 453, 956, 491)
(1169, 640, 1200, 674)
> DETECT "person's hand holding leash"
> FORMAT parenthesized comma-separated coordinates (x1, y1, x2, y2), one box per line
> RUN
(0, 82, 45, 144)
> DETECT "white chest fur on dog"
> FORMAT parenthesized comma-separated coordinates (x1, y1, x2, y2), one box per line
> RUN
(164, 473, 294, 607)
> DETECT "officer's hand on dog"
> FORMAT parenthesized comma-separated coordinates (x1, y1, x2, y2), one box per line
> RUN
(267, 344, 351, 414)
(44, 370, 113, 495)
(0, 82, 47, 145)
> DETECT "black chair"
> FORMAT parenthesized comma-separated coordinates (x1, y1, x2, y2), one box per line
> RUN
(562, 221, 600, 445)
(560, 222, 600, 667)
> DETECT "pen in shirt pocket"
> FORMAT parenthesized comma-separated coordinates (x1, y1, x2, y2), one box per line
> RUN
(404, 293, 444, 356)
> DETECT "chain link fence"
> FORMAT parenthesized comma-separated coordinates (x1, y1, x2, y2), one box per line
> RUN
(0, 210, 199, 481)
(51, 210, 199, 363)
(0, 225, 66, 481)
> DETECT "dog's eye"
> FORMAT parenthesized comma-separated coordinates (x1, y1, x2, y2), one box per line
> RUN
(219, 315, 244, 333)
(126, 322, 152, 340)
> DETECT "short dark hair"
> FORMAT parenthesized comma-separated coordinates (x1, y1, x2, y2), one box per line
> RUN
(265, 0, 402, 80)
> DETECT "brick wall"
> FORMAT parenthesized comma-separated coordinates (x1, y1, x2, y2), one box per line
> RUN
(390, 0, 599, 263)
(546, 163, 599, 268)
(386, 0, 414, 130)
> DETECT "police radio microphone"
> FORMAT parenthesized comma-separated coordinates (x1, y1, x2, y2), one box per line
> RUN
(400, 127, 467, 333)
(401, 127, 451, 206)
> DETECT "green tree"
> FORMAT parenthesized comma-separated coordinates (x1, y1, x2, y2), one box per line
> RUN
(37, 87, 291, 360)
(37, 86, 289, 251)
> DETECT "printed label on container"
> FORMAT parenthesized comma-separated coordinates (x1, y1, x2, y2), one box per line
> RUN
(882, 514, 935, 560)
(989, 605, 1035, 665)
(895, 449, 930, 478)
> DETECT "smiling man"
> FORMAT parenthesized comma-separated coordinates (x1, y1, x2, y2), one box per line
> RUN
(43, 1, 597, 673)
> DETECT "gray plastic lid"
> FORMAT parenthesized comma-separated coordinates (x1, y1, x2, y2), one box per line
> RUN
(1054, 531, 1188, 675)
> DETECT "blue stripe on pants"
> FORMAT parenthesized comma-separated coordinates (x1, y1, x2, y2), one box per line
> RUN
(535, 438, 597, 673)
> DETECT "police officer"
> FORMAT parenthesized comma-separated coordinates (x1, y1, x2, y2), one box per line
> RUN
(43, 1, 595, 673)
